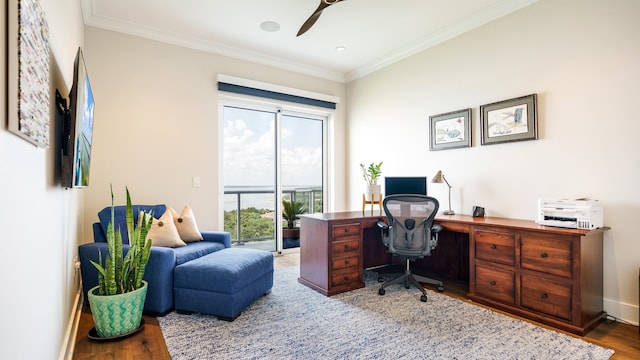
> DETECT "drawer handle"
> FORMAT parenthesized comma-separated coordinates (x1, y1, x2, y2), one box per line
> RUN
(344, 245, 350, 251)
(344, 260, 350, 265)
(345, 228, 350, 233)
(540, 293, 548, 299)
(489, 280, 496, 286)
(540, 252, 548, 258)
(344, 276, 350, 281)
(490, 244, 496, 249)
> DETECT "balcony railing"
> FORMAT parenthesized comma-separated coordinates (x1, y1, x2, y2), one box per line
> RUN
(223, 186, 323, 246)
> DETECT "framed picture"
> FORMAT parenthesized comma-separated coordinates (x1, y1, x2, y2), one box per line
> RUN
(7, 0, 50, 148)
(429, 108, 471, 151)
(480, 94, 537, 146)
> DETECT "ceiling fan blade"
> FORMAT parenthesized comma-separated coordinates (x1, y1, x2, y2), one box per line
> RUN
(297, 0, 343, 37)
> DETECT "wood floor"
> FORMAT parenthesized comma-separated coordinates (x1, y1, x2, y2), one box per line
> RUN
(73, 252, 639, 359)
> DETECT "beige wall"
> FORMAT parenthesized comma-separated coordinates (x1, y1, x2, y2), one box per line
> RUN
(0, 0, 85, 358)
(346, 0, 640, 324)
(82, 27, 347, 237)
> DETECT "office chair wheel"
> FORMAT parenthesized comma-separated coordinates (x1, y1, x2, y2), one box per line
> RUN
(420, 294, 427, 302)
(378, 288, 385, 295)
(437, 286, 444, 292)
(377, 276, 384, 283)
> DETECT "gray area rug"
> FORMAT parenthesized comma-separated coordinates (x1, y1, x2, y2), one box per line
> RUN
(158, 266, 614, 359)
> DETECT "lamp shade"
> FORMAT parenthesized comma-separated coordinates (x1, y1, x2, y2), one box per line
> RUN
(431, 170, 444, 183)
(431, 170, 454, 215)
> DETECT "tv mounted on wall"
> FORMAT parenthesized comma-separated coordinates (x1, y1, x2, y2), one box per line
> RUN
(61, 48, 95, 188)
(384, 176, 427, 196)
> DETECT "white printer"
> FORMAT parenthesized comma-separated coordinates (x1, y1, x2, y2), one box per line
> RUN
(536, 198, 603, 230)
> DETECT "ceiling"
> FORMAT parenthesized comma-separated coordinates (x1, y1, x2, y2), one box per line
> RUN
(81, 0, 538, 83)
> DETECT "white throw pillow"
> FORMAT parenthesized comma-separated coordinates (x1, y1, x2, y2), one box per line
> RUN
(169, 206, 204, 242)
(143, 210, 186, 248)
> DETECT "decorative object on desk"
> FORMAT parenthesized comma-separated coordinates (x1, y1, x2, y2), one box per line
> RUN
(429, 108, 471, 151)
(87, 186, 152, 339)
(480, 94, 538, 145)
(431, 170, 455, 215)
(7, 0, 50, 147)
(472, 206, 485, 217)
(360, 162, 383, 201)
(282, 199, 306, 248)
(158, 266, 614, 360)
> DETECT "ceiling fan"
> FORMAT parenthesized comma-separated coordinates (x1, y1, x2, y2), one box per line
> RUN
(297, 0, 346, 36)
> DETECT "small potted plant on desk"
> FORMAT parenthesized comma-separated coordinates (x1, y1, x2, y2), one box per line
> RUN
(87, 186, 152, 339)
(282, 198, 306, 249)
(360, 162, 383, 200)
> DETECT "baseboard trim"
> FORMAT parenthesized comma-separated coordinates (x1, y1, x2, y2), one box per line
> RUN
(604, 297, 639, 326)
(58, 286, 83, 360)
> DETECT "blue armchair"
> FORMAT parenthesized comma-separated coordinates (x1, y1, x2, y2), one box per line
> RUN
(78, 204, 231, 316)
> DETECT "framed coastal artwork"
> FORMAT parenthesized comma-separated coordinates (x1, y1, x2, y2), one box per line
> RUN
(429, 108, 471, 151)
(480, 94, 537, 146)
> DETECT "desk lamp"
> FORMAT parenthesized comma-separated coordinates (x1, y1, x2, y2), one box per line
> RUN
(431, 170, 455, 215)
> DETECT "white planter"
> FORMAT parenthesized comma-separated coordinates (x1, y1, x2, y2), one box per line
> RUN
(365, 184, 381, 201)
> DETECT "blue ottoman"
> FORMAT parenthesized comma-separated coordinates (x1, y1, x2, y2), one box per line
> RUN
(173, 248, 274, 320)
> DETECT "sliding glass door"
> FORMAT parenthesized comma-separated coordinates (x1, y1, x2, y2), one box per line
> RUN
(222, 101, 326, 253)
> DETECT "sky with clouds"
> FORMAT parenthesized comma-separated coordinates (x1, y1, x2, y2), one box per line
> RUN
(223, 107, 323, 189)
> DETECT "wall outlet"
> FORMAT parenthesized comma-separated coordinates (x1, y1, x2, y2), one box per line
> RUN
(192, 176, 201, 187)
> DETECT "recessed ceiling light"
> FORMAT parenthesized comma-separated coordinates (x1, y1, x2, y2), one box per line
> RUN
(260, 21, 280, 32)
(335, 46, 346, 52)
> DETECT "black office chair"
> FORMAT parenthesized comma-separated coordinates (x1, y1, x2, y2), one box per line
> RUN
(376, 194, 444, 302)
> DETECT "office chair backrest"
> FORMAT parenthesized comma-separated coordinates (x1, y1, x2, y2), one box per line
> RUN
(382, 194, 439, 258)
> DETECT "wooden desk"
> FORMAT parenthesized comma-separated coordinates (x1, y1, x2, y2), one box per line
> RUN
(298, 212, 608, 336)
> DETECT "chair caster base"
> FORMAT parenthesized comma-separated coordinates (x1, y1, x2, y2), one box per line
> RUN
(437, 286, 445, 292)
(378, 288, 385, 295)
(420, 294, 427, 302)
(377, 277, 384, 283)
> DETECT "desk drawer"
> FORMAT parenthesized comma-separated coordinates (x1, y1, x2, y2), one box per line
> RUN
(332, 255, 359, 271)
(521, 274, 572, 320)
(332, 223, 360, 238)
(474, 228, 515, 266)
(332, 237, 360, 255)
(331, 268, 360, 287)
(475, 264, 515, 304)
(521, 233, 572, 278)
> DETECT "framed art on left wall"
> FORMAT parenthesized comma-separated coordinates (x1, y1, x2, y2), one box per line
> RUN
(7, 0, 50, 148)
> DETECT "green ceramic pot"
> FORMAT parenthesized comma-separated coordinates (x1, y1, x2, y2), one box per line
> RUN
(88, 281, 148, 338)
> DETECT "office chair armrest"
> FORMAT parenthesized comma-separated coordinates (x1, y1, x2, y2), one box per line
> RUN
(376, 221, 388, 230)
(431, 224, 443, 233)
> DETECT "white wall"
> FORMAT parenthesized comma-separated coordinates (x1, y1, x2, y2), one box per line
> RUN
(0, 0, 85, 359)
(81, 27, 347, 240)
(346, 0, 639, 324)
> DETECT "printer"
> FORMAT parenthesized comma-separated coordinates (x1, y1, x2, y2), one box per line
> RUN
(536, 198, 603, 230)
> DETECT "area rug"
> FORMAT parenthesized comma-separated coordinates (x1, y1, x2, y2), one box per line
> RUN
(158, 267, 614, 360)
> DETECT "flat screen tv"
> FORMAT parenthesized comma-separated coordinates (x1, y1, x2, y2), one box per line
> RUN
(384, 176, 427, 196)
(62, 48, 95, 188)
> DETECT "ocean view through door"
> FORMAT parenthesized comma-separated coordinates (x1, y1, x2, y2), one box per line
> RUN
(222, 102, 325, 253)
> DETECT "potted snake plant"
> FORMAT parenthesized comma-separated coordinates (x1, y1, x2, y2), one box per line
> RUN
(87, 186, 153, 338)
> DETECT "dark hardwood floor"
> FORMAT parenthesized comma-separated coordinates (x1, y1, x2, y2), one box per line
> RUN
(73, 253, 639, 359)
